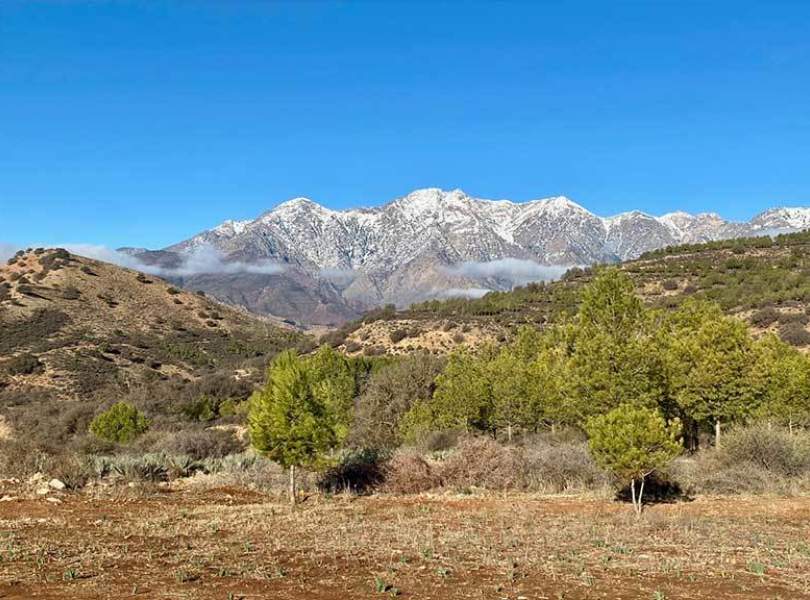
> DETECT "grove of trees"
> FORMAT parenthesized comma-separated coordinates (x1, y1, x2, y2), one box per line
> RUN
(247, 268, 810, 504)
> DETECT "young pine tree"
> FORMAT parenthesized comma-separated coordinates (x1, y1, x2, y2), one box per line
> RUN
(248, 350, 338, 505)
(586, 405, 682, 516)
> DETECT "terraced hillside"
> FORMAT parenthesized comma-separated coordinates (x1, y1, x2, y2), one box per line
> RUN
(326, 230, 810, 355)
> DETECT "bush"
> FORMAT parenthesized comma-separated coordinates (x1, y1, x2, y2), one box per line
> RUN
(2, 353, 43, 376)
(317, 448, 386, 495)
(779, 322, 810, 346)
(157, 428, 246, 460)
(662, 279, 679, 291)
(89, 402, 150, 443)
(523, 437, 608, 493)
(750, 307, 779, 327)
(380, 451, 440, 494)
(718, 424, 810, 477)
(389, 328, 412, 344)
(438, 436, 527, 491)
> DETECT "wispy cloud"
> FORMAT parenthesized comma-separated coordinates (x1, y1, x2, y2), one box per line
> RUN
(443, 258, 569, 286)
(439, 287, 492, 299)
(0, 242, 285, 277)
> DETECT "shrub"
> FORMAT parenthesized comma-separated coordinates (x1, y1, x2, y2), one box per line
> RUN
(438, 436, 527, 491)
(158, 428, 245, 460)
(2, 353, 43, 376)
(389, 328, 410, 344)
(62, 286, 81, 300)
(662, 279, 679, 291)
(380, 451, 440, 494)
(317, 448, 386, 495)
(779, 322, 810, 347)
(89, 402, 150, 443)
(750, 307, 779, 327)
(344, 340, 362, 353)
(523, 437, 608, 493)
(718, 424, 810, 477)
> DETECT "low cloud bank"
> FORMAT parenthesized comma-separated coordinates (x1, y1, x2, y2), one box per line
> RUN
(444, 258, 570, 287)
(439, 287, 492, 299)
(0, 242, 285, 277)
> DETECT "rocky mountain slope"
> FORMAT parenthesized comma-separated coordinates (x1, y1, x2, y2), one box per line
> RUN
(0, 249, 304, 401)
(131, 188, 810, 326)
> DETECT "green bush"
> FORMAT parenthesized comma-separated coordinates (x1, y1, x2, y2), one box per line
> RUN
(89, 402, 150, 443)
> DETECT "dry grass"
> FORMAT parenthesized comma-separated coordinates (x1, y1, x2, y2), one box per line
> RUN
(1, 485, 809, 599)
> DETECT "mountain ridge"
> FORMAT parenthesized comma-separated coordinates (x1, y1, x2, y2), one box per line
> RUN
(130, 188, 810, 326)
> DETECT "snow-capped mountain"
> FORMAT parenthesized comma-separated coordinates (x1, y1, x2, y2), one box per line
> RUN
(136, 189, 810, 325)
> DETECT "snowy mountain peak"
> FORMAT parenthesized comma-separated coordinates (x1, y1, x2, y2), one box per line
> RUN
(752, 207, 810, 230)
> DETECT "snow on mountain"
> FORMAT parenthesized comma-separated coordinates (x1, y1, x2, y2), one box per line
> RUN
(152, 189, 810, 324)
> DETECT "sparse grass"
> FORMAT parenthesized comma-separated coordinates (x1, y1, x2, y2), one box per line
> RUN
(0, 489, 809, 599)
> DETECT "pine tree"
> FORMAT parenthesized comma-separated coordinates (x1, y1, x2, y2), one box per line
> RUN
(586, 405, 682, 515)
(248, 350, 338, 505)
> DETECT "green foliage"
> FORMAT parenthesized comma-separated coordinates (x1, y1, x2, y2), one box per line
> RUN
(663, 299, 761, 435)
(586, 405, 682, 514)
(248, 349, 349, 471)
(586, 405, 682, 480)
(89, 402, 150, 443)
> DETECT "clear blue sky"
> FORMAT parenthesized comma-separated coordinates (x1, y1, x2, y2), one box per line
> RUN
(2, 1, 809, 249)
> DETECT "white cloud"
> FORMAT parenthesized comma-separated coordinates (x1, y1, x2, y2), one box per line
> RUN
(444, 258, 569, 286)
(439, 287, 492, 299)
(1, 242, 285, 277)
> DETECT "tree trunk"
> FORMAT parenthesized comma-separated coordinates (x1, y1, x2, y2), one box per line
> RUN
(637, 476, 646, 516)
(289, 464, 296, 507)
(715, 420, 722, 448)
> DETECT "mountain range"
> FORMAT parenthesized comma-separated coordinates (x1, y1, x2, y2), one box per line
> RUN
(126, 188, 810, 326)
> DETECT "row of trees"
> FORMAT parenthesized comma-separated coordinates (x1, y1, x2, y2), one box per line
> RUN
(248, 269, 810, 504)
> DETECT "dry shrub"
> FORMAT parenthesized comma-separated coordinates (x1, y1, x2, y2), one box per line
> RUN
(317, 449, 386, 495)
(669, 425, 810, 495)
(719, 424, 810, 477)
(156, 428, 246, 461)
(523, 439, 609, 493)
(380, 451, 440, 494)
(438, 436, 527, 491)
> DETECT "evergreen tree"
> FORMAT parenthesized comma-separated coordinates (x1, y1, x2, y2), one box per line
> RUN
(664, 300, 760, 447)
(586, 405, 682, 515)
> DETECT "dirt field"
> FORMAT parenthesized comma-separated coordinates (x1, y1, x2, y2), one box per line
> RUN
(1, 487, 809, 599)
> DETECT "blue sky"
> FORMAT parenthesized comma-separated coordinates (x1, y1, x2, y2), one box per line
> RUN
(1, 1, 809, 249)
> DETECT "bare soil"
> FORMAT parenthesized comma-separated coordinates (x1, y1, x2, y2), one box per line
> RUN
(1, 488, 809, 599)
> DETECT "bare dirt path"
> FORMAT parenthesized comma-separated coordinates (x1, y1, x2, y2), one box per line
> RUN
(0, 488, 808, 599)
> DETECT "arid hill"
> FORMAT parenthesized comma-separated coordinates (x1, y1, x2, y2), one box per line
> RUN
(326, 230, 810, 355)
(0, 248, 305, 401)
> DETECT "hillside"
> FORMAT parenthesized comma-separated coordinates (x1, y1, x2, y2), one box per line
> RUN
(330, 230, 810, 355)
(0, 248, 306, 401)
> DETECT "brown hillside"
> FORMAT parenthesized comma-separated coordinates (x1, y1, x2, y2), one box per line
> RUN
(0, 248, 305, 400)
